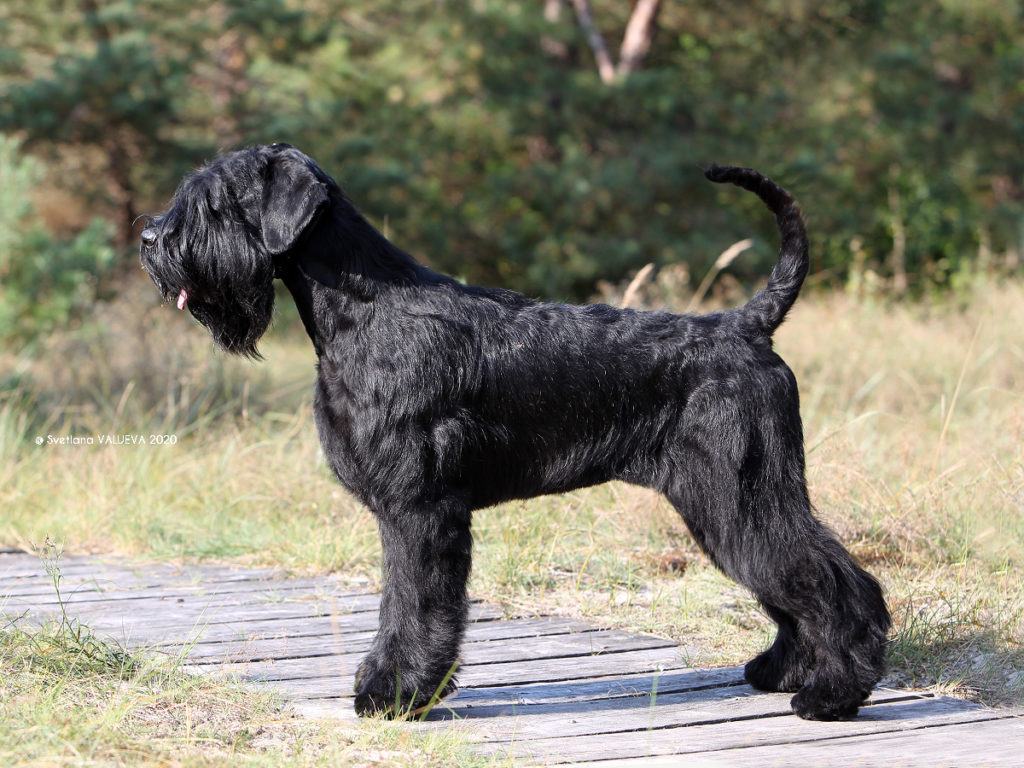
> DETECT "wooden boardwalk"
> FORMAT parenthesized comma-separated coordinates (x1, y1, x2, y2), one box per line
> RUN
(2, 550, 1022, 766)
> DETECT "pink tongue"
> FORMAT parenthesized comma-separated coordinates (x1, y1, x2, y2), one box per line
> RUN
(176, 289, 188, 310)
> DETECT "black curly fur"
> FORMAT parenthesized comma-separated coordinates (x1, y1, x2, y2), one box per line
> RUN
(141, 144, 890, 720)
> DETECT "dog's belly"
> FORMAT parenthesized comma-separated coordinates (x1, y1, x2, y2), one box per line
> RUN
(313, 383, 656, 513)
(459, 441, 619, 508)
(442, 404, 662, 509)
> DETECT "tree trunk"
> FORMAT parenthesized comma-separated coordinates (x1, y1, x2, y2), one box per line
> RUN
(568, 0, 662, 84)
(569, 0, 617, 84)
(617, 0, 662, 78)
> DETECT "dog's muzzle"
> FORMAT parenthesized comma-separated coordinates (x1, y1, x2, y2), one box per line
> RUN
(140, 228, 188, 309)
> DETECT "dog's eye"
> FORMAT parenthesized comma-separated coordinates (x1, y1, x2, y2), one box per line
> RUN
(141, 229, 158, 246)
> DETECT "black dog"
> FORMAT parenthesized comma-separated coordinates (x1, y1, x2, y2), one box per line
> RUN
(140, 144, 889, 721)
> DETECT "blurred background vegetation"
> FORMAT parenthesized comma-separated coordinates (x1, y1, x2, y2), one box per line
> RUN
(1, 0, 1022, 341)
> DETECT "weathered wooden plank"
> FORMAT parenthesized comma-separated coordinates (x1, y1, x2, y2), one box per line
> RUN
(2, 576, 146, 596)
(185, 628, 675, 670)
(110, 601, 369, 634)
(699, 715, 1024, 767)
(105, 599, 494, 632)
(4, 578, 371, 604)
(427, 687, 932, 738)
(420, 666, 746, 709)
(211, 642, 687, 683)
(16, 601, 376, 647)
(154, 614, 382, 645)
(183, 617, 598, 660)
(98, 612, 381, 648)
(1, 571, 327, 607)
(104, 564, 283, 583)
(15, 590, 501, 629)
(183, 628, 381, 662)
(252, 646, 692, 697)
(11, 602, 501, 650)
(464, 630, 674, 667)
(127, 604, 503, 647)
(436, 683, 775, 728)
(479, 697, 1006, 762)
(0, 567, 166, 587)
(0, 573, 368, 602)
(21, 592, 382, 624)
(0, 557, 278, 581)
(0, 556, 141, 576)
(459, 645, 692, 688)
(187, 634, 679, 675)
(287, 667, 751, 719)
(0, 564, 327, 590)
(565, 715, 1024, 767)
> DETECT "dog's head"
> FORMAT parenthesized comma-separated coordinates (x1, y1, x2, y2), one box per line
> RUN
(140, 143, 329, 357)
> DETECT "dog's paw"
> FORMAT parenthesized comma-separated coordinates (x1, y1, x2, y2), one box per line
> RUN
(744, 645, 808, 693)
(353, 671, 399, 718)
(790, 683, 868, 721)
(353, 658, 457, 718)
(353, 659, 415, 718)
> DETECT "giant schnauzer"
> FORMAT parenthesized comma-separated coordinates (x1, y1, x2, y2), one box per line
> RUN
(140, 144, 890, 721)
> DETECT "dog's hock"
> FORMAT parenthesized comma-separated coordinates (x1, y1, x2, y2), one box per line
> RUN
(261, 150, 329, 256)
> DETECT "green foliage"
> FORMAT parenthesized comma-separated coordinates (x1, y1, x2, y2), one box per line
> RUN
(0, 136, 116, 342)
(1, 0, 1022, 305)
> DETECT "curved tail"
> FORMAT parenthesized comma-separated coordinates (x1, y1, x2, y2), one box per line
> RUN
(705, 165, 808, 336)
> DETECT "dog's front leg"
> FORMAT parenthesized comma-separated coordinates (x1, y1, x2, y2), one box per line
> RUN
(354, 501, 472, 717)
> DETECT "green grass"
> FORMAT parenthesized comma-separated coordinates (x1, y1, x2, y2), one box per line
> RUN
(2, 278, 1023, 763)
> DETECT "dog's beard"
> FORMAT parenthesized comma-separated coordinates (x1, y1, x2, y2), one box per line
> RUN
(182, 290, 274, 358)
(141, 252, 274, 358)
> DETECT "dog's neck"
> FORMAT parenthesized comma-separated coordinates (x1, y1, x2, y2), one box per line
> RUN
(277, 196, 454, 357)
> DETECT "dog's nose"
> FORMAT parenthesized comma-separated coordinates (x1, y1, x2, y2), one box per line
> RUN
(141, 228, 158, 246)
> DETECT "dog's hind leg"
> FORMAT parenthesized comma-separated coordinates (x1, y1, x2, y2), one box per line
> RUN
(662, 440, 889, 721)
(354, 500, 472, 717)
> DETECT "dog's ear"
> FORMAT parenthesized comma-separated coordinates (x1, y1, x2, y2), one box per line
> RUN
(262, 150, 329, 255)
